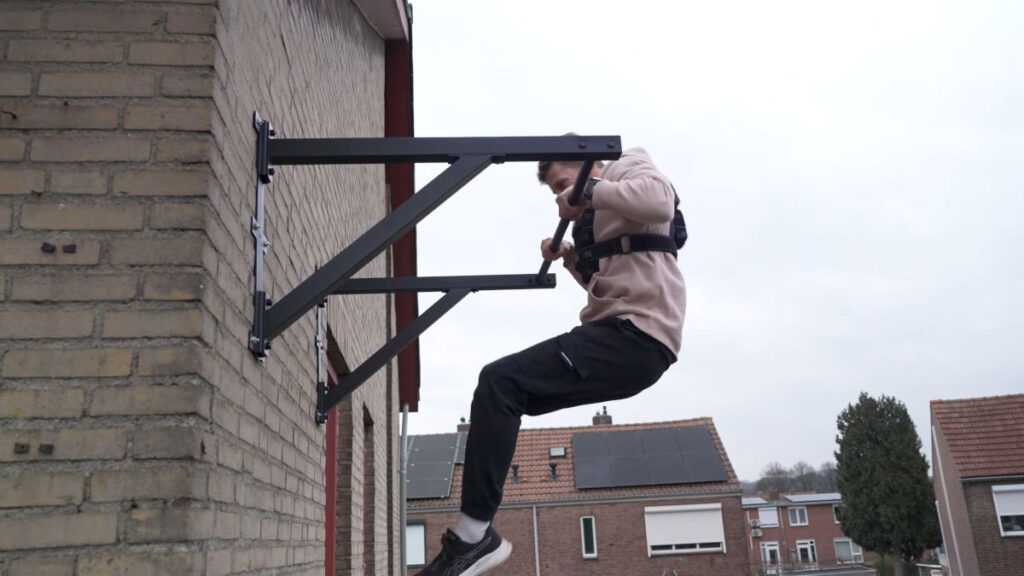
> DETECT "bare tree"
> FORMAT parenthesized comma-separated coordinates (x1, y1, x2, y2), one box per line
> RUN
(817, 461, 838, 492)
(789, 461, 818, 492)
(756, 462, 792, 495)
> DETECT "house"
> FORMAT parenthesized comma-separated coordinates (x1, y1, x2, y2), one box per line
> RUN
(931, 393, 1024, 576)
(406, 413, 750, 576)
(0, 1, 413, 574)
(742, 492, 874, 574)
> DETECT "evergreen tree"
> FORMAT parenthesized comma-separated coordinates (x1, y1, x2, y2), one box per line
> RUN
(835, 393, 942, 576)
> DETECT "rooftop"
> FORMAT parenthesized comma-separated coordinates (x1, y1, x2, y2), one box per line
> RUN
(931, 393, 1024, 479)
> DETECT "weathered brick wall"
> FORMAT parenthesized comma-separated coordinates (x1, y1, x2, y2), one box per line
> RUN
(964, 482, 1024, 576)
(410, 495, 749, 576)
(0, 0, 398, 574)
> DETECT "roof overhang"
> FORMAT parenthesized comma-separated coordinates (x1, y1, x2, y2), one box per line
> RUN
(353, 0, 410, 40)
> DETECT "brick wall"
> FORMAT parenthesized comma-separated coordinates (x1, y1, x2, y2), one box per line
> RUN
(0, 1, 398, 574)
(964, 482, 1024, 576)
(742, 502, 875, 571)
(410, 495, 749, 576)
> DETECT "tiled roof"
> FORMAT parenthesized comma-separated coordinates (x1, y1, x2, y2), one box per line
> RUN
(409, 417, 740, 510)
(931, 393, 1024, 479)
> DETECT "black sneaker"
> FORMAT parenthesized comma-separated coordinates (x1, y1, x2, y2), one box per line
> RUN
(414, 525, 512, 576)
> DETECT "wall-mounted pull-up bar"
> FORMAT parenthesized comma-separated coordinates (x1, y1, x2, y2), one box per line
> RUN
(248, 112, 621, 423)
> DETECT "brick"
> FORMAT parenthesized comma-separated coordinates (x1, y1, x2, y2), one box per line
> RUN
(32, 137, 151, 163)
(137, 345, 200, 375)
(0, 275, 6, 300)
(12, 273, 137, 302)
(130, 41, 214, 66)
(89, 385, 209, 417)
(39, 72, 155, 97)
(125, 105, 211, 131)
(166, 10, 216, 34)
(50, 171, 108, 195)
(48, 9, 160, 33)
(21, 203, 144, 231)
(109, 235, 204, 264)
(0, 309, 93, 339)
(2, 348, 132, 378)
(102, 307, 202, 338)
(113, 169, 208, 196)
(143, 272, 204, 300)
(132, 426, 204, 459)
(0, 428, 127, 462)
(0, 388, 85, 418)
(214, 510, 242, 539)
(126, 508, 213, 542)
(0, 473, 84, 507)
(150, 203, 205, 230)
(0, 72, 32, 96)
(9, 556, 76, 576)
(78, 552, 203, 576)
(0, 137, 25, 160)
(0, 168, 44, 195)
(206, 550, 232, 576)
(90, 466, 206, 501)
(154, 137, 211, 163)
(0, 513, 117, 550)
(0, 10, 42, 31)
(0, 238, 101, 265)
(0, 203, 10, 231)
(8, 39, 123, 63)
(0, 104, 119, 130)
(160, 73, 213, 97)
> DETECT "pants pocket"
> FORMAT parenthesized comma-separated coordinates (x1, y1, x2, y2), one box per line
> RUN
(555, 333, 590, 379)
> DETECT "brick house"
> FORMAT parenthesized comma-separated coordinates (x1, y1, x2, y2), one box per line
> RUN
(1, 1, 415, 574)
(406, 414, 750, 576)
(742, 492, 874, 574)
(931, 394, 1024, 576)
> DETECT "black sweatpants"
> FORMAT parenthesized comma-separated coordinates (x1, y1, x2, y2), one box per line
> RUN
(459, 316, 675, 522)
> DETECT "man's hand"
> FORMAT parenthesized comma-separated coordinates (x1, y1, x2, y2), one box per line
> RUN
(540, 238, 574, 262)
(556, 187, 588, 221)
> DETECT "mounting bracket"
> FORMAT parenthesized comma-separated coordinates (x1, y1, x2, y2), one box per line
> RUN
(249, 111, 622, 422)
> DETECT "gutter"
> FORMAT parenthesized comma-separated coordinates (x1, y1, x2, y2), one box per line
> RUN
(408, 488, 745, 514)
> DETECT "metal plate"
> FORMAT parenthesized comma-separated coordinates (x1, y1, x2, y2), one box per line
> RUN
(406, 434, 460, 500)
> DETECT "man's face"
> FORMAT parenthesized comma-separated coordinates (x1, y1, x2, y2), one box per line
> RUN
(543, 162, 600, 195)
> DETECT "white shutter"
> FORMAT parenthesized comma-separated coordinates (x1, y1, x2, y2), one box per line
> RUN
(406, 524, 426, 566)
(993, 484, 1024, 516)
(644, 503, 725, 547)
(758, 507, 779, 526)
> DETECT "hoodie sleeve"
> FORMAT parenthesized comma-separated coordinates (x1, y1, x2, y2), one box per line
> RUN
(590, 149, 675, 224)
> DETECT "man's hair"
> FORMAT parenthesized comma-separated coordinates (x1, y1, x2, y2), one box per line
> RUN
(536, 160, 603, 184)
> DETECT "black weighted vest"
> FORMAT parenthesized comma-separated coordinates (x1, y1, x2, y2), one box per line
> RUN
(571, 196, 687, 283)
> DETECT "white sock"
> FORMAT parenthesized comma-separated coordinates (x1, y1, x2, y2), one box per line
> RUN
(453, 513, 489, 544)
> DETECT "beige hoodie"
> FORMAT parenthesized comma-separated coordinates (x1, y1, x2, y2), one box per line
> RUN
(563, 147, 686, 356)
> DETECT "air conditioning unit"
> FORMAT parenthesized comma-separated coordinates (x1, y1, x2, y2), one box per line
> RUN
(750, 519, 761, 528)
(751, 528, 763, 538)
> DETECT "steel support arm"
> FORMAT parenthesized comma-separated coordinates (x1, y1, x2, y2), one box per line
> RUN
(332, 274, 556, 294)
(316, 288, 471, 422)
(269, 136, 621, 166)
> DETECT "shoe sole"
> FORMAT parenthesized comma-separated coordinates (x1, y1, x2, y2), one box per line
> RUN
(461, 539, 512, 576)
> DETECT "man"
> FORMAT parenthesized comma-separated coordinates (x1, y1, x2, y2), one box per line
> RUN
(416, 147, 686, 576)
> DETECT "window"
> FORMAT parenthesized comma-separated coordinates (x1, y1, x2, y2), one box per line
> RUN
(833, 504, 842, 524)
(580, 516, 597, 558)
(993, 484, 1024, 537)
(760, 541, 780, 565)
(644, 503, 726, 556)
(788, 506, 808, 526)
(834, 539, 863, 563)
(405, 521, 426, 566)
(796, 539, 817, 564)
(758, 507, 779, 527)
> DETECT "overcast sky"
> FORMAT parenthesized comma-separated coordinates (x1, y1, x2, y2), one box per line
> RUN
(403, 0, 1024, 481)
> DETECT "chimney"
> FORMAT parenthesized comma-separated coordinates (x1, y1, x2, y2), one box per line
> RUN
(592, 406, 612, 426)
(457, 417, 470, 433)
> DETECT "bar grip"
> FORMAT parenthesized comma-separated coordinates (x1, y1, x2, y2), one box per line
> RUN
(538, 161, 594, 278)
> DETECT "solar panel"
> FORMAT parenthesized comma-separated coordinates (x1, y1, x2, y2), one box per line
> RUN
(454, 433, 467, 464)
(572, 426, 728, 489)
(406, 434, 460, 500)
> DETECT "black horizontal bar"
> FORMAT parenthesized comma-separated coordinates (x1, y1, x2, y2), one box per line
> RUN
(269, 136, 622, 165)
(320, 288, 471, 415)
(332, 274, 556, 294)
(265, 155, 492, 342)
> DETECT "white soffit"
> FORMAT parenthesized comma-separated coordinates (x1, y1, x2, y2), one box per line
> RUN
(353, 0, 409, 40)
